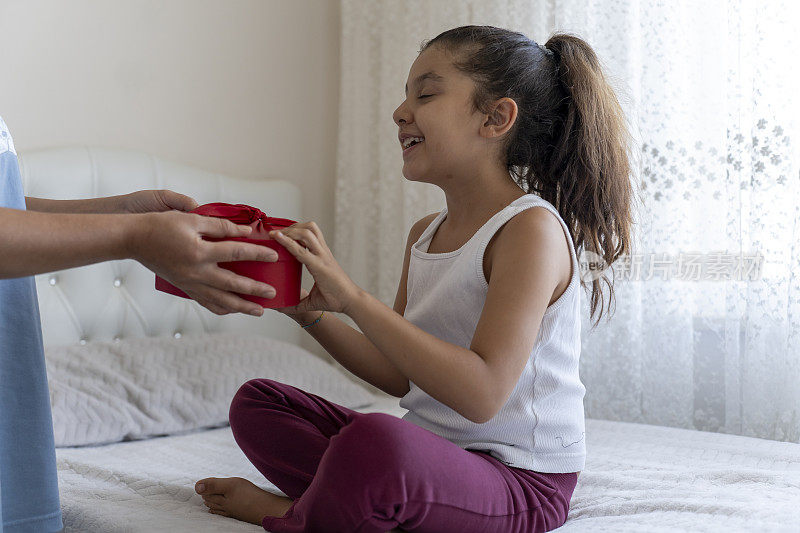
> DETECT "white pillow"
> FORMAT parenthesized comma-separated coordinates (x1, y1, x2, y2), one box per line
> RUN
(45, 333, 376, 447)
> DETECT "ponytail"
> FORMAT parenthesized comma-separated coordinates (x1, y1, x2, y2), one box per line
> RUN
(540, 33, 637, 328)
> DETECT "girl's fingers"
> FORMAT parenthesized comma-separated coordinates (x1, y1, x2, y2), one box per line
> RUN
(275, 228, 322, 255)
(305, 221, 327, 247)
(272, 230, 320, 260)
(294, 228, 323, 254)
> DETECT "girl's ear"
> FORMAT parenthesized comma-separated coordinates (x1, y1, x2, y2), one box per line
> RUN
(481, 97, 518, 139)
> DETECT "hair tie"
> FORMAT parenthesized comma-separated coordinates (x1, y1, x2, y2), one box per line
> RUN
(538, 43, 554, 57)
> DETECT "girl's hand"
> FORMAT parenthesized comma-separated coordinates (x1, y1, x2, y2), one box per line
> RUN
(269, 222, 361, 315)
(119, 189, 199, 214)
(273, 288, 312, 320)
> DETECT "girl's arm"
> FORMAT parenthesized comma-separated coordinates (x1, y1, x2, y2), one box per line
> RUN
(343, 208, 565, 424)
(288, 217, 436, 398)
(344, 290, 494, 423)
(291, 310, 410, 397)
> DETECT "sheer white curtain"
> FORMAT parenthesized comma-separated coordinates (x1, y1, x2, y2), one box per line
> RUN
(335, 0, 800, 442)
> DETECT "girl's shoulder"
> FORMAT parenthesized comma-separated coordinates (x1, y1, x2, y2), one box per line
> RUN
(485, 205, 574, 302)
(409, 211, 441, 240)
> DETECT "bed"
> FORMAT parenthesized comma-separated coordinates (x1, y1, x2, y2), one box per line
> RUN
(19, 147, 800, 532)
(55, 400, 800, 532)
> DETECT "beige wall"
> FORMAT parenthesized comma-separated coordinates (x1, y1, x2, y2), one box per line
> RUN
(0, 0, 343, 365)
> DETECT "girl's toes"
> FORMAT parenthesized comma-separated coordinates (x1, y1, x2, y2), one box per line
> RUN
(201, 494, 225, 505)
(202, 500, 224, 510)
(196, 476, 236, 495)
(195, 478, 215, 494)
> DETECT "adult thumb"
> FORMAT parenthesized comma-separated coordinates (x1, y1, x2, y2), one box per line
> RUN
(160, 190, 199, 212)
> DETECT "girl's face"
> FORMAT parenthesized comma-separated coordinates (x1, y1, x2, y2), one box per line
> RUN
(392, 46, 490, 184)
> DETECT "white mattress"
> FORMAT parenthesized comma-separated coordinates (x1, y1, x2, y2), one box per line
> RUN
(57, 394, 800, 532)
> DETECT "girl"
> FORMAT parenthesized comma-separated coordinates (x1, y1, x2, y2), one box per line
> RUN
(196, 25, 633, 533)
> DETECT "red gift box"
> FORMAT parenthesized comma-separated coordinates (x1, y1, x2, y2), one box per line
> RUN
(154, 202, 302, 309)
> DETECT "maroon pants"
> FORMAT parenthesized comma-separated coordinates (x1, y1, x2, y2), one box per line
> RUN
(229, 378, 578, 532)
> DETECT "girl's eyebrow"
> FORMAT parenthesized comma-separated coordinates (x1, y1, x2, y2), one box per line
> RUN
(405, 71, 444, 95)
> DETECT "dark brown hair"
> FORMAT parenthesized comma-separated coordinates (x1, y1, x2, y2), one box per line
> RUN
(421, 25, 639, 329)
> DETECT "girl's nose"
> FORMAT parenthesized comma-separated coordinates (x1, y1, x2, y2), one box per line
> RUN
(393, 102, 410, 126)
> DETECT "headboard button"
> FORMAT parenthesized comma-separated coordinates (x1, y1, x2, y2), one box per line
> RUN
(113, 278, 122, 287)
(173, 331, 182, 339)
(49, 276, 58, 286)
(113, 335, 122, 342)
(79, 337, 88, 345)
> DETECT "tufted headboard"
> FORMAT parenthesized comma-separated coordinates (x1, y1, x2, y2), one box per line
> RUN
(18, 146, 303, 349)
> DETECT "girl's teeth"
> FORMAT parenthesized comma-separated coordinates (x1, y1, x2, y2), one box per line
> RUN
(403, 137, 425, 148)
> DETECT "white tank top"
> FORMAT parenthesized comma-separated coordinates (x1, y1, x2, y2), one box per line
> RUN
(399, 193, 586, 473)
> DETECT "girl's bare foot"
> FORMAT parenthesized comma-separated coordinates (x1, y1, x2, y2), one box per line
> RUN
(195, 476, 293, 525)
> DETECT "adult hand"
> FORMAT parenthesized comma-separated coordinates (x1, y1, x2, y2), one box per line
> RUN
(119, 189, 199, 214)
(129, 210, 277, 316)
(267, 222, 361, 315)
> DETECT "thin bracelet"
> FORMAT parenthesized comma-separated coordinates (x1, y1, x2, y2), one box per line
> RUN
(300, 311, 325, 329)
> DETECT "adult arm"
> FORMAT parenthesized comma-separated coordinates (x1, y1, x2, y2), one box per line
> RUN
(25, 188, 197, 214)
(0, 207, 279, 316)
(25, 196, 127, 214)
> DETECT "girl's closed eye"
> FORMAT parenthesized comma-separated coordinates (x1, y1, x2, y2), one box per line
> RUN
(418, 94, 433, 99)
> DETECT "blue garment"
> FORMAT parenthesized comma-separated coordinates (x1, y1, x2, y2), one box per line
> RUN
(0, 117, 63, 532)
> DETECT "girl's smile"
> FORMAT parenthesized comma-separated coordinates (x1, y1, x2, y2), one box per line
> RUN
(402, 138, 424, 158)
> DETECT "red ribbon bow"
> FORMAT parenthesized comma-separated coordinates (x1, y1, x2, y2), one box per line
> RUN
(193, 202, 296, 235)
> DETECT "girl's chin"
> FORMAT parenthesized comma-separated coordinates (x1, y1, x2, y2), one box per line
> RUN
(401, 161, 419, 174)
(401, 168, 431, 183)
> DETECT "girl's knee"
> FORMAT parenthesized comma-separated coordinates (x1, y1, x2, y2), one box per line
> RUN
(228, 378, 286, 430)
(317, 414, 429, 502)
(327, 413, 419, 467)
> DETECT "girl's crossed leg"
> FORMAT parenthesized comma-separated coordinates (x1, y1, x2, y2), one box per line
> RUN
(196, 378, 577, 533)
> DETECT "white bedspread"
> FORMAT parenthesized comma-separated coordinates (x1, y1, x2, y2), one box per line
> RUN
(57, 395, 800, 532)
